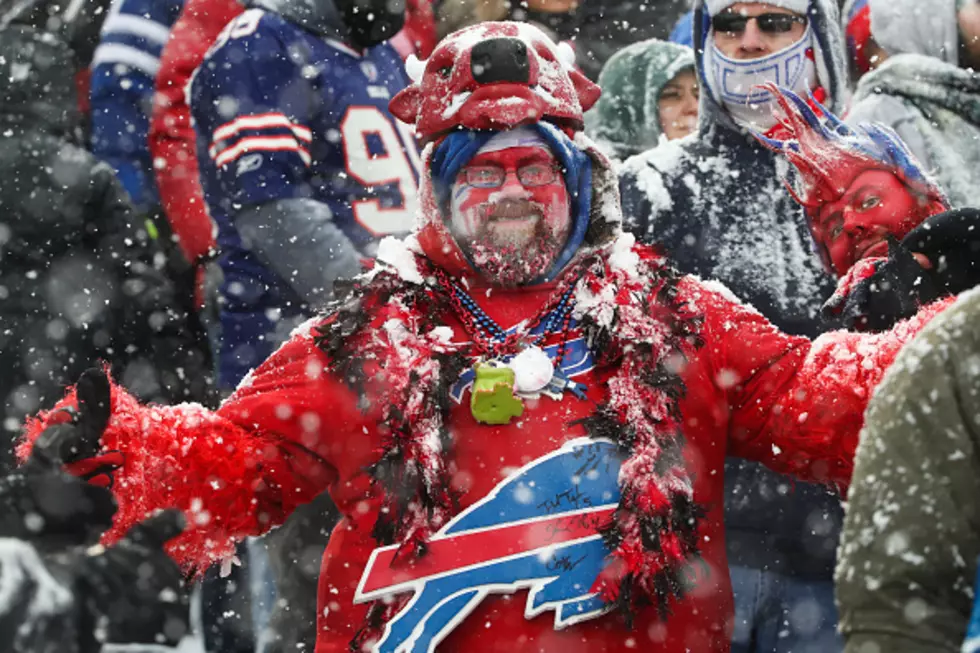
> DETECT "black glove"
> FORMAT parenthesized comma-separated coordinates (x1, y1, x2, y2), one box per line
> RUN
(0, 369, 118, 546)
(30, 367, 124, 489)
(74, 509, 190, 647)
(902, 207, 980, 295)
(822, 237, 941, 332)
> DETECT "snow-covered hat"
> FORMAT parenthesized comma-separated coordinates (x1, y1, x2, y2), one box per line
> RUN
(390, 21, 601, 143)
(705, 0, 808, 15)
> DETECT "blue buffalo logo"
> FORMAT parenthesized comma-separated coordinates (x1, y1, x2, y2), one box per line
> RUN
(355, 439, 622, 653)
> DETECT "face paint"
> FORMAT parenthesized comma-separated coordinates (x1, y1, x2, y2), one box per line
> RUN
(449, 145, 572, 286)
(813, 169, 938, 277)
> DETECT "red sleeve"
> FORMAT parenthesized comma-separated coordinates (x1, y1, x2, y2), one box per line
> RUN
(680, 277, 952, 491)
(18, 326, 367, 572)
(149, 0, 243, 264)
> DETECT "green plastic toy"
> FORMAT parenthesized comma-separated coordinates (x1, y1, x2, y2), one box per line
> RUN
(470, 364, 524, 425)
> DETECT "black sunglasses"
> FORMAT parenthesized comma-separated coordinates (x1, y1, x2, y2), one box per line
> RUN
(711, 12, 807, 35)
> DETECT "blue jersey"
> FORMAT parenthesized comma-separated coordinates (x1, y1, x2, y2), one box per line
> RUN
(191, 8, 420, 250)
(190, 8, 419, 386)
(90, 0, 185, 211)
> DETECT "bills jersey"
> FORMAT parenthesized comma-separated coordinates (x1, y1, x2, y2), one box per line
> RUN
(91, 0, 185, 211)
(191, 8, 420, 251)
(190, 8, 420, 386)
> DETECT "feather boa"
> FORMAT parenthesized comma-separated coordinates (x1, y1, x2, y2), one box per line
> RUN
(315, 233, 707, 645)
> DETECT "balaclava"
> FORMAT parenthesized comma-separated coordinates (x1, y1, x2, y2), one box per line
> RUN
(702, 0, 831, 130)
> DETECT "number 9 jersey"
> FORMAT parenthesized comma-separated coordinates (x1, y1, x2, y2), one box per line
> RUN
(191, 7, 420, 254)
(190, 8, 420, 386)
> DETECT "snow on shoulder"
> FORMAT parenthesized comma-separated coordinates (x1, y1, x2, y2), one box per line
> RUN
(377, 235, 425, 284)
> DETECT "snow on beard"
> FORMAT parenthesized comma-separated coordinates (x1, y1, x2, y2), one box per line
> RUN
(449, 130, 571, 287)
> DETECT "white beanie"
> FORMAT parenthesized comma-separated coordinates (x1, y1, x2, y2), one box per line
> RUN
(705, 0, 809, 16)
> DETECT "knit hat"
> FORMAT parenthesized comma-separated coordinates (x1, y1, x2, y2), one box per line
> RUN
(868, 0, 959, 63)
(705, 0, 808, 16)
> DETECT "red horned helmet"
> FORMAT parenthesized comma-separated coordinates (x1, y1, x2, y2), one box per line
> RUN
(390, 21, 601, 143)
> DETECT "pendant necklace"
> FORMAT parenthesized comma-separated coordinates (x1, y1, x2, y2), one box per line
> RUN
(432, 268, 586, 425)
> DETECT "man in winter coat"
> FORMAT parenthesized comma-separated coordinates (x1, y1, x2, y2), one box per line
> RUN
(619, 1, 848, 648)
(0, 19, 214, 472)
(18, 22, 950, 653)
(847, 0, 980, 208)
(0, 370, 188, 653)
(835, 286, 980, 653)
(588, 39, 697, 160)
(757, 85, 980, 332)
(190, 0, 416, 391)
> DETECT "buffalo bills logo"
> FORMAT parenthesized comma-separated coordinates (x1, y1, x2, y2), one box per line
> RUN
(355, 439, 622, 653)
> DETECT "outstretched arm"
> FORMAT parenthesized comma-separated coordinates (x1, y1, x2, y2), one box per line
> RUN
(17, 326, 366, 571)
(680, 276, 952, 491)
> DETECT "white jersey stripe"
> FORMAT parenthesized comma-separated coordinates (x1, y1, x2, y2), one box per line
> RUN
(213, 113, 313, 146)
(100, 13, 172, 45)
(90, 43, 161, 77)
(214, 136, 312, 168)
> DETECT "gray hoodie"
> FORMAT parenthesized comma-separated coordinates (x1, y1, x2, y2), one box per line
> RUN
(847, 0, 980, 208)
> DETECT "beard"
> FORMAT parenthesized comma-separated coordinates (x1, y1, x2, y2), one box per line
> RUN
(455, 199, 569, 287)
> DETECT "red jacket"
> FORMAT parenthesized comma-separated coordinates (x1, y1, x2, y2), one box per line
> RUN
(20, 258, 947, 653)
(149, 0, 243, 267)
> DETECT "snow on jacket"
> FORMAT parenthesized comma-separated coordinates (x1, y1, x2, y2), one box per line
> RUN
(846, 0, 980, 209)
(587, 39, 695, 161)
(0, 539, 81, 653)
(0, 25, 214, 468)
(836, 286, 980, 653)
(19, 136, 951, 653)
(90, 0, 186, 213)
(619, 0, 846, 338)
(150, 0, 242, 268)
(618, 0, 847, 580)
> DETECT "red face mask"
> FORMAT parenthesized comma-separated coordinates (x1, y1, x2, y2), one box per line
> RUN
(449, 145, 571, 286)
(812, 169, 940, 277)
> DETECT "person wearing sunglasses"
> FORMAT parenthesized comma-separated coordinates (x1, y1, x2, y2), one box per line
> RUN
(619, 0, 849, 651)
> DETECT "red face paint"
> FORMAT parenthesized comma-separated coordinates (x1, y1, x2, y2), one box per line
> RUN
(812, 169, 938, 276)
(450, 145, 572, 286)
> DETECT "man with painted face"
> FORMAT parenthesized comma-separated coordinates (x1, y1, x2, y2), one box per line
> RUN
(619, 1, 849, 649)
(758, 85, 980, 332)
(16, 22, 951, 653)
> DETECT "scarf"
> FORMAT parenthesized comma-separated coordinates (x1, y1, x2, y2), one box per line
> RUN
(315, 234, 707, 647)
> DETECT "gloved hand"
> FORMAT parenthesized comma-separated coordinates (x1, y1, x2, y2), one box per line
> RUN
(0, 369, 120, 545)
(822, 237, 941, 332)
(74, 509, 190, 647)
(30, 368, 124, 489)
(902, 207, 980, 295)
